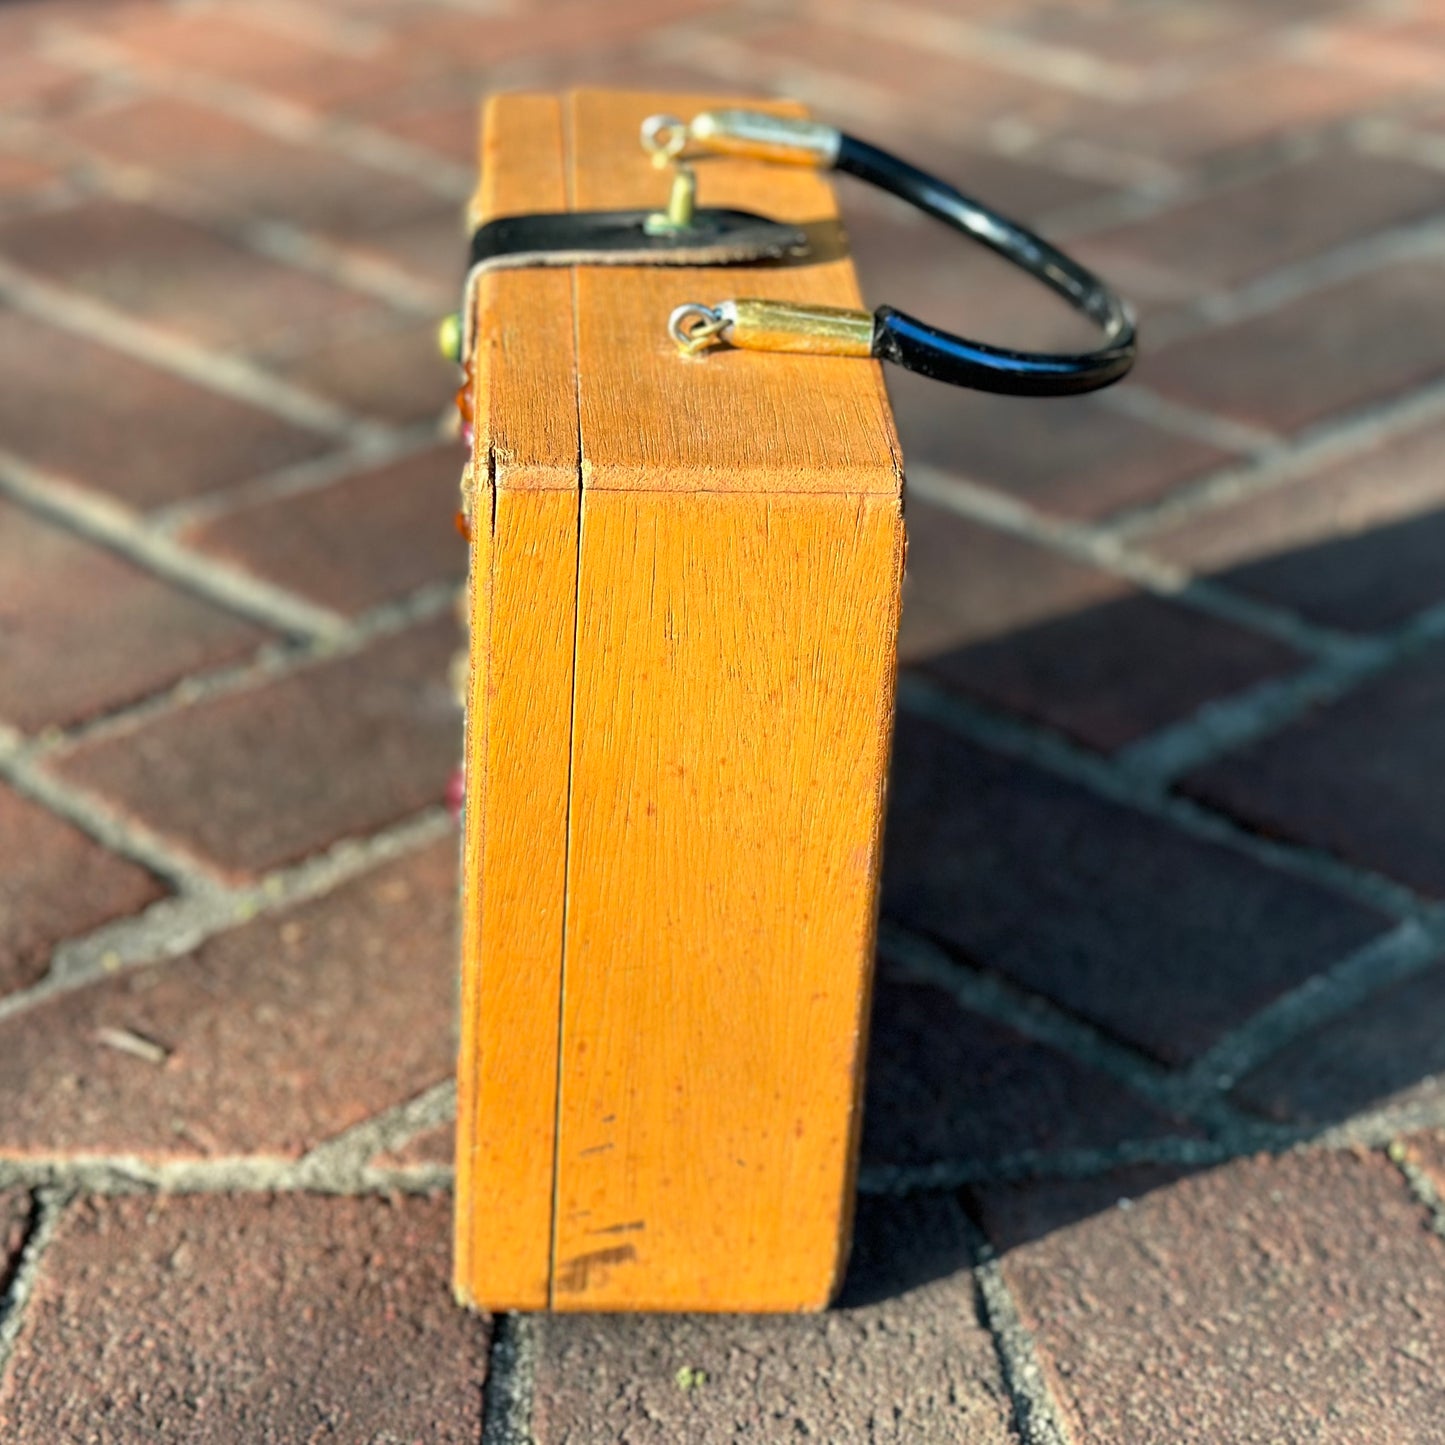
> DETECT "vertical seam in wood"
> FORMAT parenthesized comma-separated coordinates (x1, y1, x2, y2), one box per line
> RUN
(547, 90, 584, 1311)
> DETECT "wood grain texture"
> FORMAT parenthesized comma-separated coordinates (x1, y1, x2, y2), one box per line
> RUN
(454, 93, 578, 1311)
(554, 490, 903, 1309)
(456, 88, 905, 1313)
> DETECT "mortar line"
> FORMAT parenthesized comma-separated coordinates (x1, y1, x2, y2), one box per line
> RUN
(0, 745, 225, 899)
(41, 30, 474, 201)
(0, 1156, 452, 1196)
(1105, 368, 1445, 540)
(959, 1210, 1073, 1445)
(1387, 1142, 1445, 1240)
(147, 422, 447, 536)
(896, 672, 1425, 919)
(481, 1314, 539, 1445)
(905, 464, 1355, 659)
(0, 807, 455, 1030)
(0, 1189, 68, 1390)
(0, 257, 375, 440)
(0, 450, 348, 643)
(1177, 917, 1445, 1103)
(0, 578, 456, 776)
(878, 922, 1249, 1131)
(300, 1079, 457, 1178)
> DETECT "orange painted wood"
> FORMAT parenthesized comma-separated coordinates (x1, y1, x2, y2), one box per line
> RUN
(454, 93, 579, 1311)
(455, 88, 905, 1313)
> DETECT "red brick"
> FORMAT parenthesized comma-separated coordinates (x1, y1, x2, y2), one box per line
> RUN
(391, 0, 734, 75)
(711, 21, 1073, 132)
(863, 974, 1191, 1169)
(0, 198, 369, 353)
(1183, 643, 1445, 897)
(364, 97, 481, 166)
(1077, 151, 1445, 299)
(0, 497, 268, 731)
(848, 200, 1107, 358)
(373, 1121, 453, 1169)
(1063, 58, 1417, 162)
(898, 500, 1302, 750)
(0, 149, 61, 198)
(359, 205, 464, 289)
(979, 1150, 1445, 1444)
(1147, 413, 1445, 631)
(1144, 260, 1445, 435)
(989, 0, 1341, 67)
(0, 1193, 488, 1443)
(883, 713, 1389, 1064)
(0, 51, 95, 117)
(0, 310, 330, 509)
(0, 1189, 32, 1296)
(533, 1194, 1015, 1445)
(53, 615, 462, 878)
(0, 840, 454, 1158)
(80, 8, 417, 112)
(181, 446, 464, 615)
(0, 783, 163, 1000)
(890, 376, 1236, 517)
(269, 314, 455, 424)
(1402, 1130, 1445, 1195)
(1231, 958, 1445, 1125)
(58, 97, 454, 249)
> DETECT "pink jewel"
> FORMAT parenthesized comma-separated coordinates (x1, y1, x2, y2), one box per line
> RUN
(461, 422, 474, 449)
(447, 766, 465, 821)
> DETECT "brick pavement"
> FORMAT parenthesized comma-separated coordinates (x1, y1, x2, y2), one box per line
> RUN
(3, 0, 1445, 1440)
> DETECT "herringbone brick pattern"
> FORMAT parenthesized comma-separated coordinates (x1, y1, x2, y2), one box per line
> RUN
(3, 0, 1445, 1439)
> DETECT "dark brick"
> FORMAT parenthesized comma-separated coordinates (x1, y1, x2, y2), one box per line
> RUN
(0, 783, 164, 1000)
(181, 446, 464, 615)
(270, 314, 456, 425)
(0, 497, 268, 731)
(0, 1193, 488, 1443)
(1077, 152, 1445, 301)
(1147, 415, 1445, 632)
(1184, 643, 1445, 896)
(898, 501, 1303, 749)
(889, 377, 1236, 517)
(981, 1150, 1445, 1444)
(1144, 260, 1445, 435)
(532, 1194, 1015, 1445)
(53, 615, 462, 879)
(0, 840, 455, 1158)
(883, 713, 1389, 1064)
(1232, 957, 1445, 1125)
(0, 309, 330, 508)
(862, 973, 1190, 1169)
(0, 199, 368, 353)
(59, 97, 453, 249)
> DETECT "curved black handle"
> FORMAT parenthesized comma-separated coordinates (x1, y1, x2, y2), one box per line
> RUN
(834, 134, 1136, 397)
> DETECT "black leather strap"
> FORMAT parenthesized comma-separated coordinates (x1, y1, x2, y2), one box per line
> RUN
(834, 135, 1136, 396)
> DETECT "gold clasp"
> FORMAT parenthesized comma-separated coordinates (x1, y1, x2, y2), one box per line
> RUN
(668, 299, 873, 358)
(640, 113, 698, 233)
